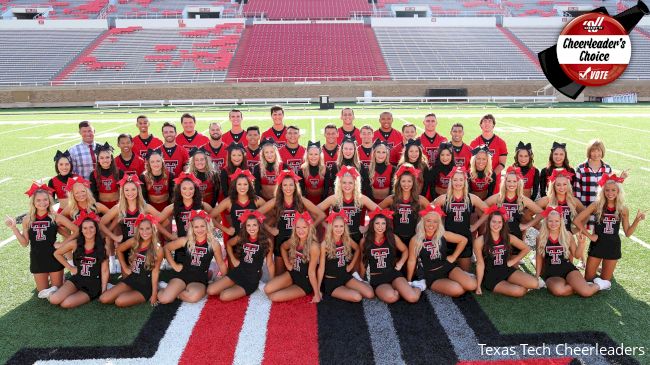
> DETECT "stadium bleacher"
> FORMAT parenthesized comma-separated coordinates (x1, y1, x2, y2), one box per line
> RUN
(242, 0, 371, 19)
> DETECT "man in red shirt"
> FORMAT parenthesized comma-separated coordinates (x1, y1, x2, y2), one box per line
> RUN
(206, 122, 227, 174)
(161, 122, 190, 177)
(357, 125, 374, 169)
(373, 112, 403, 166)
(322, 124, 339, 172)
(450, 123, 472, 170)
(419, 113, 448, 168)
(222, 109, 247, 147)
(245, 126, 261, 172)
(176, 113, 209, 153)
(390, 123, 418, 165)
(469, 114, 508, 176)
(337, 107, 361, 145)
(132, 115, 163, 159)
(261, 105, 287, 149)
(279, 126, 306, 174)
(115, 133, 146, 176)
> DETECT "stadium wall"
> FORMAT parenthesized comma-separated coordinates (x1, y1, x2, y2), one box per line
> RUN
(114, 18, 244, 28)
(0, 19, 108, 29)
(1, 79, 649, 108)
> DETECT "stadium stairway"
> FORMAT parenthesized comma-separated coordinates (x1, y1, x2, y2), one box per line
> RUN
(51, 29, 112, 85)
(496, 25, 541, 70)
(636, 27, 650, 40)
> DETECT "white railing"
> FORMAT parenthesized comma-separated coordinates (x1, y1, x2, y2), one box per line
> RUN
(356, 96, 557, 104)
(94, 97, 312, 108)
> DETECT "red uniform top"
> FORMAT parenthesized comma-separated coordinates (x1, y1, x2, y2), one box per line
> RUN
(434, 170, 451, 190)
(176, 132, 209, 153)
(115, 154, 146, 176)
(48, 174, 79, 201)
(261, 126, 287, 149)
(162, 145, 190, 177)
(521, 166, 537, 190)
(206, 143, 227, 174)
(93, 170, 120, 194)
(371, 164, 394, 190)
(279, 145, 306, 174)
(357, 145, 373, 170)
(469, 134, 508, 171)
(246, 146, 261, 172)
(374, 129, 403, 165)
(419, 132, 448, 168)
(338, 127, 362, 145)
(322, 145, 339, 172)
(222, 130, 247, 147)
(142, 173, 172, 201)
(195, 172, 217, 205)
(132, 134, 163, 159)
(390, 142, 404, 167)
(259, 168, 278, 187)
(451, 143, 472, 170)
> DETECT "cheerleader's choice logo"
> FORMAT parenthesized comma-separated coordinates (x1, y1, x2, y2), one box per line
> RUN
(556, 13, 631, 86)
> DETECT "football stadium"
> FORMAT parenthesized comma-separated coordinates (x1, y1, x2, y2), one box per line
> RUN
(0, 1, 649, 365)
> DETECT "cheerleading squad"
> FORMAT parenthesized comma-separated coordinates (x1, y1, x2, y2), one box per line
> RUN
(5, 107, 646, 309)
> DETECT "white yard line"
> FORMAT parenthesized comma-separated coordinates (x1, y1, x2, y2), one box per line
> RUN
(640, 167, 650, 173)
(0, 177, 12, 185)
(0, 235, 16, 249)
(574, 117, 650, 134)
(311, 117, 316, 141)
(0, 124, 42, 135)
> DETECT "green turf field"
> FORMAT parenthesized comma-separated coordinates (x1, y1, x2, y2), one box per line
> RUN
(0, 103, 649, 364)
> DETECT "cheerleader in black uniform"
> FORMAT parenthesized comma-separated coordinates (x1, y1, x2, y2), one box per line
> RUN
(258, 169, 325, 275)
(298, 141, 328, 206)
(406, 205, 477, 296)
(433, 166, 487, 271)
(218, 143, 248, 195)
(468, 145, 496, 200)
(158, 210, 226, 304)
(379, 164, 429, 246)
(60, 176, 110, 223)
(208, 211, 274, 301)
(140, 148, 175, 213)
(397, 139, 431, 199)
(50, 212, 109, 308)
(538, 142, 575, 198)
(264, 212, 321, 302)
(366, 141, 395, 204)
(5, 183, 78, 298)
(474, 207, 539, 297)
(252, 139, 283, 201)
(318, 166, 378, 244)
(187, 147, 220, 207)
(328, 138, 372, 198)
(48, 150, 78, 213)
(360, 208, 421, 303)
(211, 168, 265, 240)
(429, 142, 455, 199)
(317, 211, 374, 302)
(574, 175, 645, 288)
(100, 214, 163, 307)
(535, 207, 602, 297)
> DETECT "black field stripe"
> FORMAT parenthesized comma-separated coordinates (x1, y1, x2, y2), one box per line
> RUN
(453, 295, 640, 365)
(7, 301, 180, 364)
(389, 298, 458, 365)
(318, 297, 375, 365)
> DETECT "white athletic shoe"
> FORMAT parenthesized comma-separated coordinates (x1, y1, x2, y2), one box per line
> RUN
(352, 271, 364, 282)
(109, 256, 117, 274)
(411, 279, 427, 291)
(37, 286, 58, 299)
(107, 283, 114, 290)
(537, 277, 546, 289)
(593, 277, 612, 291)
(158, 281, 168, 290)
(113, 259, 121, 274)
(160, 259, 172, 271)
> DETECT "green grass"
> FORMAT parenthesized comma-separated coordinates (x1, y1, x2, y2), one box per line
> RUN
(1, 102, 650, 363)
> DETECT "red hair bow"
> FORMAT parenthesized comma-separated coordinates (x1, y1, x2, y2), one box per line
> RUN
(73, 210, 100, 226)
(395, 164, 421, 179)
(276, 169, 302, 185)
(294, 211, 313, 225)
(548, 169, 574, 183)
(118, 173, 142, 187)
(65, 176, 90, 192)
(446, 166, 467, 180)
(135, 213, 159, 227)
(483, 205, 509, 220)
(238, 210, 266, 224)
(25, 182, 55, 197)
(325, 210, 348, 224)
(598, 174, 625, 187)
(229, 168, 255, 183)
(505, 166, 524, 180)
(174, 172, 202, 186)
(419, 204, 446, 217)
(189, 209, 211, 221)
(336, 165, 360, 179)
(367, 207, 394, 220)
(541, 206, 564, 218)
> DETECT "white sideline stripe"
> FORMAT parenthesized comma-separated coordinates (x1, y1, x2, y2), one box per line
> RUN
(620, 231, 650, 250)
(0, 177, 12, 185)
(0, 235, 16, 249)
(397, 116, 424, 132)
(35, 298, 207, 365)
(640, 167, 650, 173)
(499, 119, 650, 163)
(232, 287, 272, 365)
(311, 117, 316, 141)
(0, 124, 42, 135)
(574, 117, 650, 134)
(0, 123, 129, 163)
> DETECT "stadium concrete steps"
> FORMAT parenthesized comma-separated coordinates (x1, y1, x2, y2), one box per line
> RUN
(51, 29, 111, 84)
(496, 25, 541, 70)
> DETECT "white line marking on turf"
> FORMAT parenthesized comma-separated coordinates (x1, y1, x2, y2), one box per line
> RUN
(0, 124, 42, 135)
(0, 236, 16, 249)
(620, 231, 650, 250)
(499, 119, 650, 163)
(0, 177, 12, 185)
(574, 117, 650, 134)
(311, 117, 316, 141)
(640, 167, 650, 173)
(232, 287, 271, 365)
(397, 117, 424, 132)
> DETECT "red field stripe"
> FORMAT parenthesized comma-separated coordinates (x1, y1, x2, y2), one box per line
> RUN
(458, 357, 573, 365)
(179, 296, 250, 365)
(262, 296, 319, 365)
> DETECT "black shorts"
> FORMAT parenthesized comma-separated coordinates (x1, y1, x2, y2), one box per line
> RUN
(482, 265, 517, 291)
(174, 248, 187, 267)
(369, 269, 403, 289)
(322, 272, 352, 296)
(122, 273, 153, 300)
(30, 247, 64, 274)
(423, 261, 456, 287)
(397, 234, 414, 247)
(350, 232, 362, 244)
(69, 275, 102, 300)
(274, 235, 290, 256)
(542, 262, 578, 280)
(175, 269, 208, 286)
(447, 234, 473, 258)
(588, 238, 621, 260)
(289, 270, 313, 294)
(227, 267, 260, 295)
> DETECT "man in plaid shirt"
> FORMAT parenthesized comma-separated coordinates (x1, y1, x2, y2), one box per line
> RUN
(69, 121, 97, 180)
(574, 139, 613, 209)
